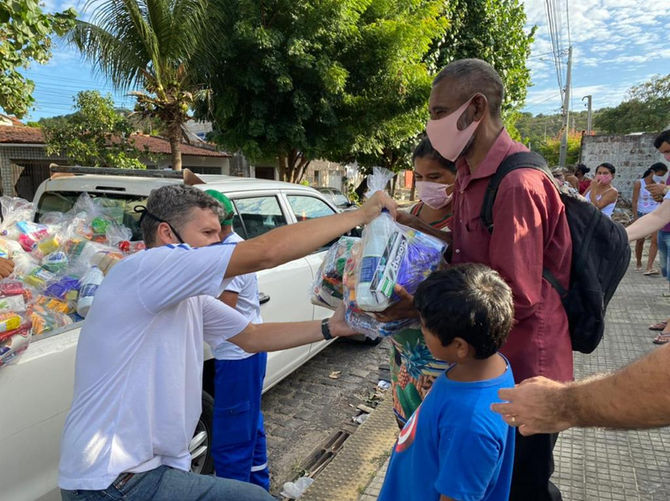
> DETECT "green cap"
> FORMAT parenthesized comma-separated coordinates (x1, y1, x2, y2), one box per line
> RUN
(205, 189, 235, 226)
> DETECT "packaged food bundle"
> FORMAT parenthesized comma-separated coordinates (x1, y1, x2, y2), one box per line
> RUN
(30, 303, 74, 335)
(0, 325, 32, 367)
(0, 196, 35, 239)
(311, 236, 360, 309)
(352, 168, 446, 312)
(341, 241, 416, 339)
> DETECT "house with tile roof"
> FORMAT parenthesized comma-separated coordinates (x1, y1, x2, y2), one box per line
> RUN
(0, 114, 231, 200)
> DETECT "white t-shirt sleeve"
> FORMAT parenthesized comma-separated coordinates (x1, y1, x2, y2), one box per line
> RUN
(137, 243, 236, 313)
(224, 274, 246, 294)
(664, 189, 670, 200)
(201, 296, 250, 349)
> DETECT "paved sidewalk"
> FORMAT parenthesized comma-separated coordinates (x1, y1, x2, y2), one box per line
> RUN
(354, 259, 670, 500)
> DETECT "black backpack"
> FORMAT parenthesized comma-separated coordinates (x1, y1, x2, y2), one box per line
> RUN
(480, 151, 630, 354)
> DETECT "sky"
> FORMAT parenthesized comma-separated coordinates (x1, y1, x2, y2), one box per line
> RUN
(13, 0, 670, 122)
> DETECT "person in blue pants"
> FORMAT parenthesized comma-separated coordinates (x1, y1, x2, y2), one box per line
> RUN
(206, 190, 270, 490)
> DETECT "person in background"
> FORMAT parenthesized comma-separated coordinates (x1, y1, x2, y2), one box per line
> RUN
(204, 190, 270, 490)
(551, 168, 566, 186)
(632, 162, 667, 274)
(379, 264, 516, 501)
(575, 164, 591, 194)
(584, 162, 618, 219)
(381, 137, 455, 427)
(564, 167, 579, 191)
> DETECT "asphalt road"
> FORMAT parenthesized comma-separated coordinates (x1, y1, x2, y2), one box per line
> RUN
(261, 337, 392, 495)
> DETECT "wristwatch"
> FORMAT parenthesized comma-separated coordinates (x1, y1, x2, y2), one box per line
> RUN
(321, 318, 333, 340)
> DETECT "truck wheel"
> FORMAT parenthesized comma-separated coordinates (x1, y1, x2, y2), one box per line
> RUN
(190, 391, 215, 475)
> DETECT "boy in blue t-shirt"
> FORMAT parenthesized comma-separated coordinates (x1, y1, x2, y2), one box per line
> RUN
(379, 264, 516, 501)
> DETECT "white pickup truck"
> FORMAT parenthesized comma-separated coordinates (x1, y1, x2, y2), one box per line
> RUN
(0, 167, 363, 501)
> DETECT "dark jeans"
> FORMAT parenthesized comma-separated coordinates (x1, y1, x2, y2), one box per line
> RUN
(509, 432, 563, 501)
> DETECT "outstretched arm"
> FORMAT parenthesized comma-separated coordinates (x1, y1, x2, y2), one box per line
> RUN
(228, 303, 357, 352)
(226, 191, 396, 278)
(491, 343, 670, 435)
(626, 199, 670, 241)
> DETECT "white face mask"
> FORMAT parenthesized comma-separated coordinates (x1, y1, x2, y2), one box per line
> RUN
(653, 175, 666, 184)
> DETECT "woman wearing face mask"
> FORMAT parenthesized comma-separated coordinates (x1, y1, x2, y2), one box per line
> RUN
(632, 162, 668, 274)
(584, 163, 618, 219)
(386, 137, 456, 428)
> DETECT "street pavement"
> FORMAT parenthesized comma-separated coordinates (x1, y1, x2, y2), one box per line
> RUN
(261, 337, 392, 495)
(359, 255, 670, 500)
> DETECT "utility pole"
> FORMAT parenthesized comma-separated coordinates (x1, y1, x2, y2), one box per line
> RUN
(582, 95, 592, 134)
(559, 46, 573, 169)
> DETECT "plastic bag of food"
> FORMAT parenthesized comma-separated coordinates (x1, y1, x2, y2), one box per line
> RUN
(0, 196, 34, 239)
(0, 325, 32, 367)
(311, 236, 360, 309)
(105, 222, 133, 252)
(29, 303, 74, 335)
(340, 242, 415, 339)
(353, 169, 446, 312)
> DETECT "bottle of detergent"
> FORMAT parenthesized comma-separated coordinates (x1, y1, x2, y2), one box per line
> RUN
(76, 266, 104, 317)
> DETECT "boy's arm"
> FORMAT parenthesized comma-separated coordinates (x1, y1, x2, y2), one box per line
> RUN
(225, 191, 396, 278)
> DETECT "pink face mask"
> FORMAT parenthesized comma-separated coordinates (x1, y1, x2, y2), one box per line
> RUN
(416, 181, 453, 209)
(664, 152, 670, 162)
(426, 95, 482, 162)
(596, 173, 613, 184)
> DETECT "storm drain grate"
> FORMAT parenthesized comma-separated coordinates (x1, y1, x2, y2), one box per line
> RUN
(300, 396, 398, 501)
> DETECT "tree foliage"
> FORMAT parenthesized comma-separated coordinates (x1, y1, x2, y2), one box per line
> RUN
(68, 0, 210, 170)
(595, 74, 670, 134)
(358, 0, 534, 175)
(197, 0, 446, 182)
(431, 0, 534, 116)
(41, 90, 146, 169)
(0, 0, 76, 117)
(535, 130, 581, 167)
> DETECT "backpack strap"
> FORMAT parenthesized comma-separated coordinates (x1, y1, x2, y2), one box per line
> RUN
(480, 151, 568, 298)
(480, 151, 555, 233)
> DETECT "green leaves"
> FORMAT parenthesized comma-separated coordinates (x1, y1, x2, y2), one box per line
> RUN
(0, 0, 76, 117)
(69, 0, 212, 170)
(41, 90, 146, 169)
(595, 74, 670, 134)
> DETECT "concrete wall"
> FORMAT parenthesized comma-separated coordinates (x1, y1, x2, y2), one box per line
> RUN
(580, 133, 668, 203)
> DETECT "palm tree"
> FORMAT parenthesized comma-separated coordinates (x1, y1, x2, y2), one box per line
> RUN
(69, 0, 210, 170)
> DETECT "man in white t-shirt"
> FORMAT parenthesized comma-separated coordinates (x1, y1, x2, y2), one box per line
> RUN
(59, 184, 395, 501)
(205, 190, 270, 490)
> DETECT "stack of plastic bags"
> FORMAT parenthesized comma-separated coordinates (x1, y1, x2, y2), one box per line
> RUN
(311, 168, 446, 339)
(0, 194, 146, 368)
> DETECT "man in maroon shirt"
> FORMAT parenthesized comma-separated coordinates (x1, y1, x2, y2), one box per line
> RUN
(426, 59, 573, 500)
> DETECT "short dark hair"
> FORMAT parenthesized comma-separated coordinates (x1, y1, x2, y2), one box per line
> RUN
(597, 162, 616, 175)
(141, 185, 223, 246)
(413, 264, 514, 359)
(654, 130, 670, 149)
(433, 59, 504, 117)
(412, 137, 456, 174)
(576, 164, 590, 175)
